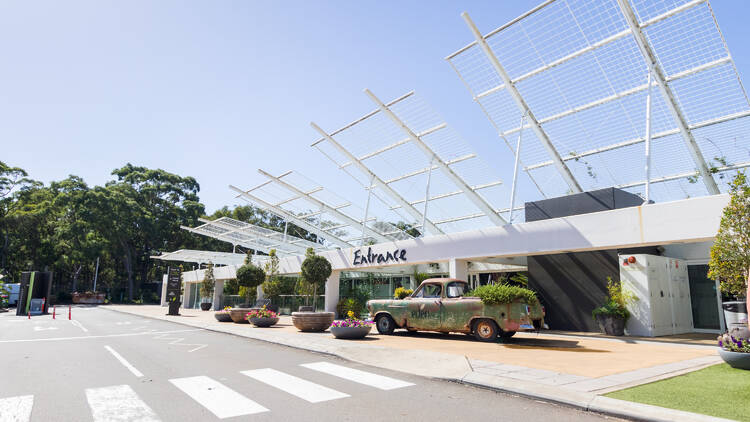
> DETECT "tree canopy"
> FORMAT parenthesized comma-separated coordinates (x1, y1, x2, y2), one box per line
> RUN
(709, 172, 750, 297)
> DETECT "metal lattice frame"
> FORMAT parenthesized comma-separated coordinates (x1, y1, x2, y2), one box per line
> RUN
(181, 216, 325, 256)
(151, 249, 248, 266)
(447, 0, 750, 203)
(311, 90, 510, 233)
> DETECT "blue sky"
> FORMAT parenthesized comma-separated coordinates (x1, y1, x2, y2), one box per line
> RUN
(2, 1, 749, 214)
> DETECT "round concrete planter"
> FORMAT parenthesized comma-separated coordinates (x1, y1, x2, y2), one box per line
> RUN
(330, 325, 372, 339)
(595, 314, 625, 336)
(249, 316, 279, 327)
(719, 348, 750, 370)
(214, 312, 232, 322)
(229, 308, 252, 323)
(291, 312, 334, 332)
(200, 302, 212, 311)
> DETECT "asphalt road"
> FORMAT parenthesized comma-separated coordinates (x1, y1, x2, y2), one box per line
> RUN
(0, 307, 620, 422)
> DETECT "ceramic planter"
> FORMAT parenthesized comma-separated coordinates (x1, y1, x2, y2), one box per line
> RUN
(595, 314, 625, 336)
(200, 302, 212, 311)
(229, 308, 252, 323)
(214, 312, 232, 322)
(718, 348, 750, 370)
(249, 316, 279, 327)
(330, 325, 372, 339)
(291, 311, 334, 332)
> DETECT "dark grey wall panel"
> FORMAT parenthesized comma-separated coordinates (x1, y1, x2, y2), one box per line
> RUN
(525, 187, 643, 222)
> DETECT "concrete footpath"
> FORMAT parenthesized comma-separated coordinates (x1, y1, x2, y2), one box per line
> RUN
(106, 305, 732, 422)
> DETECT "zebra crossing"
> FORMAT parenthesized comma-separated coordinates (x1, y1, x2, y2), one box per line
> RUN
(0, 362, 414, 422)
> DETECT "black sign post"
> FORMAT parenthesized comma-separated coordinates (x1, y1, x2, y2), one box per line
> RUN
(166, 266, 182, 316)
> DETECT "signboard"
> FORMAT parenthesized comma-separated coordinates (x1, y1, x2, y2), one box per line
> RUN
(352, 247, 407, 266)
(166, 267, 182, 304)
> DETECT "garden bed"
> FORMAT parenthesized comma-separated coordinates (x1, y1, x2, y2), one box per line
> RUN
(606, 363, 750, 421)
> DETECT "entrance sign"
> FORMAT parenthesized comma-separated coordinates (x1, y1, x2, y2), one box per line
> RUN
(166, 267, 182, 302)
(353, 247, 407, 266)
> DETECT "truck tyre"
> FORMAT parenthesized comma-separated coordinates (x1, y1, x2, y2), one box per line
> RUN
(473, 319, 499, 342)
(500, 331, 516, 339)
(376, 314, 396, 335)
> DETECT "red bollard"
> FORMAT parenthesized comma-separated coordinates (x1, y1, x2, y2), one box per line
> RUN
(53, 306, 56, 319)
(68, 305, 72, 320)
(28, 312, 30, 319)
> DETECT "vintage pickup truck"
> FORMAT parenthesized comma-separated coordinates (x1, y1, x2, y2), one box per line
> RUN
(366, 278, 545, 342)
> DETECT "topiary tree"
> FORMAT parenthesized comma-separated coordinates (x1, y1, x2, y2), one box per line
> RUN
(709, 172, 750, 298)
(300, 248, 332, 310)
(200, 261, 216, 303)
(262, 249, 281, 301)
(236, 258, 265, 306)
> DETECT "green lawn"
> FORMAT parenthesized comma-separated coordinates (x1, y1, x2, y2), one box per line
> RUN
(606, 363, 750, 421)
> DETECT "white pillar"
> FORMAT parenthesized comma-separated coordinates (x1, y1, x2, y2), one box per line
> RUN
(160, 274, 168, 307)
(449, 259, 469, 281)
(409, 275, 417, 290)
(256, 285, 264, 302)
(213, 279, 224, 310)
(324, 271, 341, 313)
(183, 282, 192, 309)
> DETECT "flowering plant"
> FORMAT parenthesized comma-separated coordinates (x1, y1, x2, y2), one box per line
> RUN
(217, 306, 232, 313)
(331, 310, 375, 328)
(718, 333, 750, 353)
(246, 306, 278, 319)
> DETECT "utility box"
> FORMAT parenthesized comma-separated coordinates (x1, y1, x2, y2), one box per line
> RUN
(16, 271, 53, 316)
(620, 254, 693, 337)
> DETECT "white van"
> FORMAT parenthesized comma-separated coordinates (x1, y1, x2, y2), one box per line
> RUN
(3, 283, 21, 306)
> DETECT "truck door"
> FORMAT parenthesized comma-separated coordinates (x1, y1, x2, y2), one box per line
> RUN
(440, 281, 472, 331)
(406, 283, 443, 331)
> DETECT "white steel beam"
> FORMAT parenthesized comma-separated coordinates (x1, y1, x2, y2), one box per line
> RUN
(180, 225, 288, 256)
(257, 169, 393, 243)
(337, 123, 447, 169)
(364, 88, 508, 225)
(616, 0, 719, 195)
(461, 12, 582, 194)
(616, 161, 750, 189)
(311, 122, 444, 236)
(196, 218, 311, 254)
(229, 184, 352, 249)
(383, 154, 476, 185)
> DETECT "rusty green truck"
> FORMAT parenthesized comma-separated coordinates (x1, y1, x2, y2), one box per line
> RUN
(366, 278, 545, 342)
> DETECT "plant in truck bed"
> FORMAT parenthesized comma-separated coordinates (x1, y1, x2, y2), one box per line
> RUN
(466, 283, 538, 305)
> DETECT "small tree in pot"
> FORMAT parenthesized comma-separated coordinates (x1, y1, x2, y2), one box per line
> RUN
(592, 277, 637, 336)
(199, 261, 215, 311)
(232, 254, 265, 323)
(709, 172, 750, 332)
(261, 249, 281, 313)
(292, 248, 335, 331)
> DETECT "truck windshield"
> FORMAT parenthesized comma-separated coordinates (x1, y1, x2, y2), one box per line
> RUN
(414, 284, 442, 298)
(446, 282, 469, 298)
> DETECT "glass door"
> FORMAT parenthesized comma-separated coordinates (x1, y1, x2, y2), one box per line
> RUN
(687, 265, 721, 331)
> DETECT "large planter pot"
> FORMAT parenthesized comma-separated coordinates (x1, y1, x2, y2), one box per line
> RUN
(718, 348, 750, 370)
(291, 312, 335, 332)
(214, 312, 232, 322)
(249, 316, 279, 327)
(167, 301, 181, 316)
(723, 300, 748, 329)
(330, 325, 372, 339)
(595, 314, 625, 336)
(200, 302, 212, 311)
(229, 308, 252, 323)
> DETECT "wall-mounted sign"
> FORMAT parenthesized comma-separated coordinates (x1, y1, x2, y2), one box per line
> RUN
(353, 247, 407, 265)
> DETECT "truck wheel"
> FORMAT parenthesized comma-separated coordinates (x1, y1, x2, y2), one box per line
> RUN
(473, 319, 499, 342)
(500, 331, 516, 338)
(376, 314, 396, 335)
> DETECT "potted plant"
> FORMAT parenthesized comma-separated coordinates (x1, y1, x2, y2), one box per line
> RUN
(214, 306, 232, 322)
(717, 333, 750, 370)
(393, 287, 413, 300)
(167, 296, 181, 316)
(261, 249, 281, 313)
(709, 173, 750, 331)
(336, 298, 363, 319)
(330, 311, 374, 339)
(291, 248, 335, 332)
(246, 306, 279, 327)
(199, 261, 215, 311)
(592, 277, 637, 336)
(231, 254, 265, 323)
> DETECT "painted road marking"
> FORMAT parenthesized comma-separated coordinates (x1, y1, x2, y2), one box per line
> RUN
(0, 328, 201, 343)
(85, 385, 160, 422)
(301, 362, 415, 390)
(169, 376, 268, 418)
(71, 320, 89, 332)
(241, 368, 349, 403)
(0, 395, 33, 422)
(104, 345, 144, 378)
(32, 326, 58, 331)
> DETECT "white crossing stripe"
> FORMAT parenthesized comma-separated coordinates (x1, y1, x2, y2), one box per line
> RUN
(169, 376, 268, 418)
(300, 362, 415, 390)
(241, 368, 349, 403)
(85, 385, 160, 422)
(0, 395, 33, 422)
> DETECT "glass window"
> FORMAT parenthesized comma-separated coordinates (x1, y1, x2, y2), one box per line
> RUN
(446, 282, 469, 298)
(414, 283, 441, 298)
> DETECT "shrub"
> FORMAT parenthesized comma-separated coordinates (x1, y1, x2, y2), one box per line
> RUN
(393, 287, 413, 299)
(467, 283, 537, 305)
(337, 298, 363, 319)
(56, 291, 73, 303)
(200, 261, 216, 301)
(236, 262, 265, 304)
(591, 277, 637, 320)
(223, 278, 239, 295)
